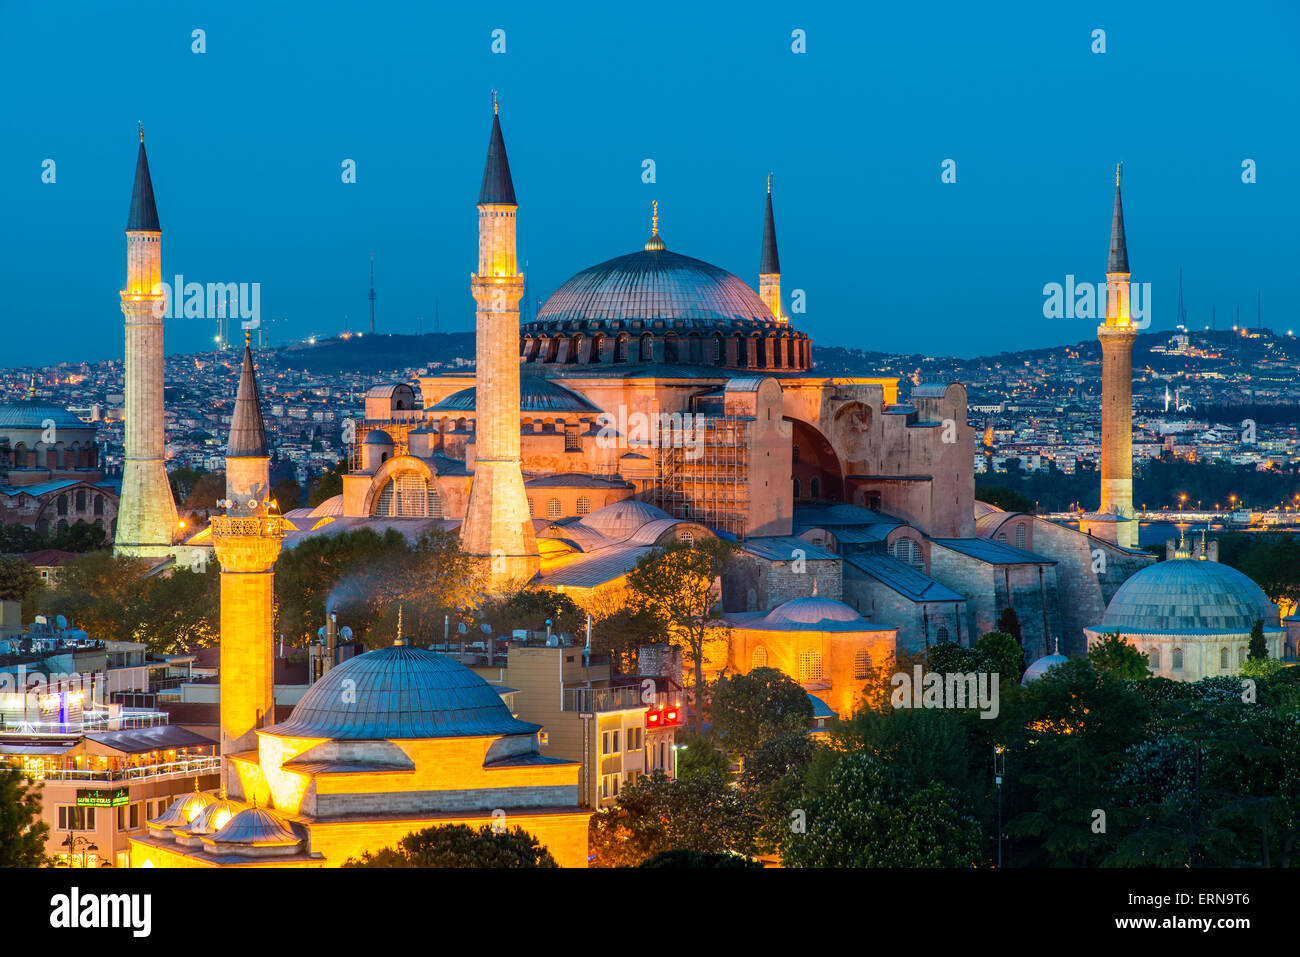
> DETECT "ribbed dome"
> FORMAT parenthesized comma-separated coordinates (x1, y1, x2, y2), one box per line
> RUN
(1101, 559, 1276, 634)
(266, 645, 539, 740)
(429, 378, 600, 414)
(0, 401, 93, 431)
(1020, 653, 1069, 685)
(188, 797, 244, 835)
(207, 807, 300, 847)
(363, 429, 393, 445)
(151, 787, 216, 827)
(757, 596, 867, 632)
(530, 248, 776, 330)
(582, 499, 672, 539)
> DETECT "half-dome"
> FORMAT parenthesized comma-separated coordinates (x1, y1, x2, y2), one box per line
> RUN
(429, 377, 600, 415)
(265, 644, 540, 740)
(1100, 559, 1277, 635)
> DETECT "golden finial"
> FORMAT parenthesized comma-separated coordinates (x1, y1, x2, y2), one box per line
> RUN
(244, 329, 251, 348)
(395, 603, 404, 645)
(1116, 161, 1123, 186)
(27, 373, 36, 399)
(652, 200, 659, 237)
(138, 122, 144, 143)
(767, 172, 772, 195)
(492, 90, 498, 114)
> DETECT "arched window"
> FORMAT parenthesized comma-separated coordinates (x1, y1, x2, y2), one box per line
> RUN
(810, 476, 821, 499)
(1016, 523, 1026, 549)
(891, 538, 924, 570)
(1171, 648, 1184, 670)
(56, 519, 68, 535)
(93, 494, 104, 515)
(576, 496, 591, 516)
(1148, 646, 1160, 668)
(428, 489, 444, 519)
(713, 335, 724, 365)
(75, 490, 86, 512)
(798, 651, 823, 683)
(1238, 646, 1248, 665)
(792, 477, 801, 498)
(997, 532, 1007, 543)
(547, 498, 561, 519)
(640, 335, 653, 361)
(94, 518, 104, 531)
(680, 530, 695, 546)
(373, 472, 441, 518)
(616, 335, 628, 362)
(752, 646, 768, 669)
(1220, 647, 1230, 670)
(56, 495, 68, 516)
(936, 626, 950, 644)
(853, 649, 871, 679)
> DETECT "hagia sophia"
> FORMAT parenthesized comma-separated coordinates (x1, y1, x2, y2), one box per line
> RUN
(50, 101, 1281, 867)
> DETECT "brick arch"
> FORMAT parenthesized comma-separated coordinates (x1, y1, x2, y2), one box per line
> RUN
(362, 455, 446, 518)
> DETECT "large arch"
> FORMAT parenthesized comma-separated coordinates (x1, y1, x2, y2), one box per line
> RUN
(362, 456, 447, 518)
(786, 418, 845, 503)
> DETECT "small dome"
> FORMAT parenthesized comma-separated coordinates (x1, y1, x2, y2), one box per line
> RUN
(363, 429, 394, 446)
(266, 644, 540, 740)
(0, 401, 94, 432)
(207, 807, 300, 847)
(582, 499, 672, 539)
(1101, 559, 1276, 634)
(1020, 653, 1069, 685)
(187, 797, 245, 835)
(150, 787, 216, 827)
(757, 596, 868, 632)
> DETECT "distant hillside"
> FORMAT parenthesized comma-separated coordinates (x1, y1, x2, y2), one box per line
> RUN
(277, 333, 476, 374)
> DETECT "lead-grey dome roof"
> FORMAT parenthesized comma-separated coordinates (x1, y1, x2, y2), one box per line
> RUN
(528, 248, 776, 331)
(429, 377, 599, 414)
(0, 401, 94, 432)
(265, 644, 540, 740)
(1100, 559, 1276, 635)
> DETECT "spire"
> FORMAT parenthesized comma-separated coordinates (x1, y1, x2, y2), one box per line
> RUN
(761, 174, 780, 274)
(645, 200, 666, 251)
(227, 338, 268, 457)
(1107, 164, 1128, 274)
(127, 131, 160, 232)
(26, 374, 36, 400)
(478, 98, 516, 206)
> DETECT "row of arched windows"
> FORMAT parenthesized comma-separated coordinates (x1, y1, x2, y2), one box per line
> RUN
(522, 330, 811, 371)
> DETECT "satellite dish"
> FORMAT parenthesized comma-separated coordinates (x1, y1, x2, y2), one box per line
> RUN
(458, 622, 468, 635)
(339, 626, 353, 640)
(56, 615, 68, 630)
(480, 623, 492, 635)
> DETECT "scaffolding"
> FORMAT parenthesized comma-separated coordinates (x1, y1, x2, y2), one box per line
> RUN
(647, 415, 750, 538)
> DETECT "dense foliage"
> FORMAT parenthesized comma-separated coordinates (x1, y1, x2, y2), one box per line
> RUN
(342, 824, 557, 868)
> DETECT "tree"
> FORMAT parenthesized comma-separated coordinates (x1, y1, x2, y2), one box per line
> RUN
(1248, 619, 1267, 660)
(476, 588, 583, 640)
(0, 767, 50, 867)
(781, 754, 981, 867)
(0, 556, 40, 602)
(974, 485, 1033, 513)
(672, 731, 730, 779)
(975, 631, 1024, 681)
(271, 477, 302, 511)
(741, 732, 819, 854)
(626, 538, 736, 734)
(639, 849, 763, 868)
(996, 607, 1022, 644)
(342, 823, 557, 868)
(711, 667, 813, 764)
(1087, 632, 1150, 680)
(40, 551, 152, 645)
(308, 458, 347, 507)
(588, 769, 757, 867)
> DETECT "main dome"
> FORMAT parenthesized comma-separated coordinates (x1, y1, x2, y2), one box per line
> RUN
(1100, 559, 1276, 635)
(266, 644, 540, 740)
(531, 248, 776, 330)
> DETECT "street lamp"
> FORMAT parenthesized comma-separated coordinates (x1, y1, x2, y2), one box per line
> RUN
(993, 745, 1006, 869)
(61, 831, 98, 868)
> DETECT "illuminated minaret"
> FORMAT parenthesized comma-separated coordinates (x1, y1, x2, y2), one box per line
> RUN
(1088, 164, 1139, 548)
(460, 95, 539, 591)
(115, 126, 179, 558)
(211, 333, 282, 796)
(759, 174, 785, 322)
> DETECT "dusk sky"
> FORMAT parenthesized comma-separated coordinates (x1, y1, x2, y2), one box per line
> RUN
(4, 0, 1298, 367)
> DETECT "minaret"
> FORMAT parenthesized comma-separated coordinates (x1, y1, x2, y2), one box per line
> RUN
(759, 174, 785, 323)
(460, 95, 539, 591)
(115, 126, 179, 559)
(211, 333, 282, 797)
(1091, 164, 1138, 548)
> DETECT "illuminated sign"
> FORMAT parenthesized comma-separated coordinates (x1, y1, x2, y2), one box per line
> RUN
(76, 788, 128, 808)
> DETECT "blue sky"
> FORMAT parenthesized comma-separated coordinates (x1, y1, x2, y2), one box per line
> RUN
(3, 0, 1298, 366)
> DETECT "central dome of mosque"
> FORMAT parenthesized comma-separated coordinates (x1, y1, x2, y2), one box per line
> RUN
(530, 248, 777, 332)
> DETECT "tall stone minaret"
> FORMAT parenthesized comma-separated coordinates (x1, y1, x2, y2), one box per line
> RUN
(759, 175, 785, 323)
(1088, 165, 1138, 549)
(211, 334, 282, 796)
(460, 97, 539, 591)
(115, 127, 179, 558)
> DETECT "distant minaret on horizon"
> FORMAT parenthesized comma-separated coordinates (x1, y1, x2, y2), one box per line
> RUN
(114, 126, 179, 559)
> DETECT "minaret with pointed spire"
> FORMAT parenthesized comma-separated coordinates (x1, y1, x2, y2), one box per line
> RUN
(460, 95, 539, 591)
(759, 174, 785, 323)
(211, 332, 282, 797)
(115, 126, 179, 559)
(1091, 164, 1139, 548)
